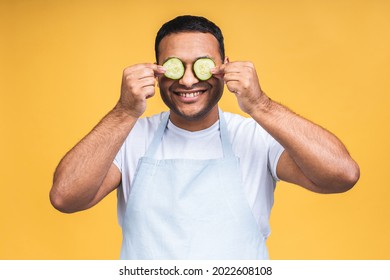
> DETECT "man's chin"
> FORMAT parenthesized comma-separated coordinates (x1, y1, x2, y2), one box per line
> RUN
(170, 104, 218, 120)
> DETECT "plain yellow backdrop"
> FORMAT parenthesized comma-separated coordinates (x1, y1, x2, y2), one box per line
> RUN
(1, 0, 389, 259)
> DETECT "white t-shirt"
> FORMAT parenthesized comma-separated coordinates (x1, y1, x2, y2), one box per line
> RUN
(114, 111, 285, 236)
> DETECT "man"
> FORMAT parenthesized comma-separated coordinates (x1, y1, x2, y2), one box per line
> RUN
(50, 15, 359, 259)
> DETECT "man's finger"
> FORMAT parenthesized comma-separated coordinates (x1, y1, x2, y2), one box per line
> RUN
(211, 64, 225, 75)
(152, 64, 166, 77)
(211, 65, 226, 79)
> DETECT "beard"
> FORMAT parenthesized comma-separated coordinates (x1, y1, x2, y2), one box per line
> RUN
(159, 86, 223, 122)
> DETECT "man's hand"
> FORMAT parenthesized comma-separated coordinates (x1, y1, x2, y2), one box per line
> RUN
(116, 63, 165, 118)
(212, 61, 268, 115)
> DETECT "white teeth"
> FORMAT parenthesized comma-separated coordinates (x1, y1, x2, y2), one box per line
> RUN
(178, 91, 202, 98)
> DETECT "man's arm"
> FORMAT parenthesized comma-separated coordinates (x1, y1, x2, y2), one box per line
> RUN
(255, 100, 360, 193)
(213, 62, 359, 193)
(50, 63, 165, 213)
(50, 109, 136, 213)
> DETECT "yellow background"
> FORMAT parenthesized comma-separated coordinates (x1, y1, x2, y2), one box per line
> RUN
(1, 0, 389, 259)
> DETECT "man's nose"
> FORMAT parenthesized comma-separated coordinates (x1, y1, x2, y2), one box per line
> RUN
(179, 65, 199, 87)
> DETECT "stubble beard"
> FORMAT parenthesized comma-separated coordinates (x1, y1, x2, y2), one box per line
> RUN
(160, 89, 223, 122)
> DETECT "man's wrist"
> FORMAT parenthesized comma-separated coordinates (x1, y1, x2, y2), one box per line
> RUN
(112, 104, 141, 121)
(248, 91, 273, 118)
(110, 105, 140, 125)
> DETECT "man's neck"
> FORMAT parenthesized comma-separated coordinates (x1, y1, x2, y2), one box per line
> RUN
(168, 107, 219, 132)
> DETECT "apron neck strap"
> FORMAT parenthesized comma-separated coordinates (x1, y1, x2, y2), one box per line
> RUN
(218, 108, 235, 157)
(144, 112, 170, 158)
(145, 109, 234, 158)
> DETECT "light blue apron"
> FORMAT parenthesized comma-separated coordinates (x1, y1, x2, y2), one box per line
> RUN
(120, 110, 268, 259)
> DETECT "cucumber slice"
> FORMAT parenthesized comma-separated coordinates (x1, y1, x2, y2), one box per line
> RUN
(163, 57, 184, 80)
(193, 58, 215, 80)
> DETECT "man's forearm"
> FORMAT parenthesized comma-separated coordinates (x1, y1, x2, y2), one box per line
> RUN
(250, 96, 359, 192)
(50, 107, 137, 212)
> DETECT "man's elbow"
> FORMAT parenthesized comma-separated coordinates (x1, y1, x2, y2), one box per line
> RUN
(50, 191, 71, 214)
(49, 184, 80, 214)
(314, 160, 360, 194)
(333, 160, 360, 193)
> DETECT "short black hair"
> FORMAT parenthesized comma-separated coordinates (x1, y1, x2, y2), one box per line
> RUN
(155, 15, 225, 63)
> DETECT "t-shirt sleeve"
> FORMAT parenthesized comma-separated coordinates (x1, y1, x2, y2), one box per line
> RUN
(113, 143, 124, 226)
(268, 136, 285, 181)
(113, 143, 123, 172)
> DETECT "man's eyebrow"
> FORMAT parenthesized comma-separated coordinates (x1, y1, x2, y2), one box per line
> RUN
(195, 55, 213, 60)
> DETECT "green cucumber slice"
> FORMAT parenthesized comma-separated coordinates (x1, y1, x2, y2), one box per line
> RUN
(193, 58, 215, 80)
(163, 57, 184, 80)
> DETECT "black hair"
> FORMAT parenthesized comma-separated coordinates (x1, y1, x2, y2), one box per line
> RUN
(155, 15, 225, 63)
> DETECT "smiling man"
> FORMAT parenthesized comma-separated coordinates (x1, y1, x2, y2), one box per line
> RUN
(50, 15, 360, 259)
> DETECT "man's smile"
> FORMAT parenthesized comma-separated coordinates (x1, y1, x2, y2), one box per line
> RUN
(171, 87, 210, 103)
(173, 89, 207, 98)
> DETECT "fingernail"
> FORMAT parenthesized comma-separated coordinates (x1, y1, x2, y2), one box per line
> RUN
(157, 65, 166, 72)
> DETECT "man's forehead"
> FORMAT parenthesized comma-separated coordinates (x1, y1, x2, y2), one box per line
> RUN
(158, 32, 220, 62)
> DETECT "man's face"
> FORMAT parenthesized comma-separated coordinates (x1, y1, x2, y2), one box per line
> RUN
(157, 32, 225, 123)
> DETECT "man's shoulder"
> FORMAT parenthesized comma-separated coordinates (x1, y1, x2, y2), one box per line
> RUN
(222, 111, 258, 130)
(135, 111, 168, 130)
(141, 111, 167, 122)
(223, 111, 249, 121)
(222, 111, 272, 145)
